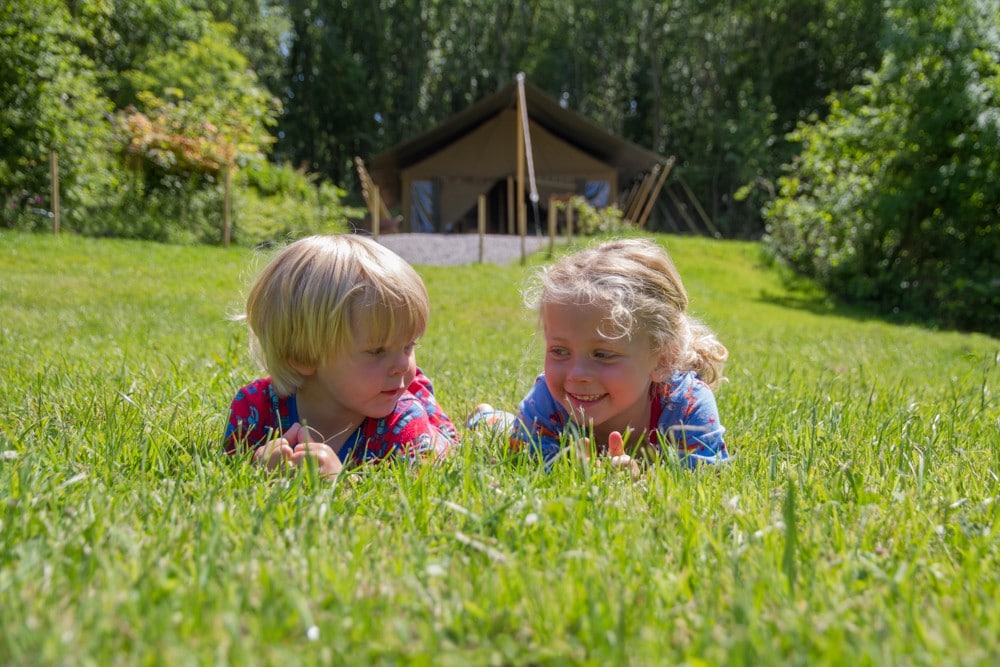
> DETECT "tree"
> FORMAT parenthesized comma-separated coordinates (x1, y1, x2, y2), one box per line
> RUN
(0, 0, 115, 229)
(619, 0, 884, 237)
(198, 0, 291, 95)
(763, 0, 1000, 334)
(109, 20, 281, 243)
(117, 20, 280, 184)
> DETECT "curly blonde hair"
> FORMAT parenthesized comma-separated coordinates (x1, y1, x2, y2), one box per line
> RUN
(525, 237, 727, 388)
(242, 235, 429, 396)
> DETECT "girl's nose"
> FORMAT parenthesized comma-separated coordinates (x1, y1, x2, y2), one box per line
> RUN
(566, 356, 590, 382)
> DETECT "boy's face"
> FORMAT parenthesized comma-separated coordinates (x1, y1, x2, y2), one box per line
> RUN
(300, 317, 420, 425)
(541, 301, 665, 443)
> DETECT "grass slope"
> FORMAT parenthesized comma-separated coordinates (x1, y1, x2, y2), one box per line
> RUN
(1, 231, 997, 666)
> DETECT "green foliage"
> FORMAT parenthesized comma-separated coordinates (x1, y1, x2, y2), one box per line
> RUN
(275, 0, 378, 184)
(64, 160, 363, 246)
(230, 161, 364, 247)
(763, 0, 1000, 335)
(197, 0, 290, 94)
(0, 0, 898, 243)
(554, 196, 635, 236)
(0, 0, 118, 230)
(618, 0, 884, 237)
(77, 174, 228, 244)
(117, 22, 280, 181)
(84, 0, 210, 108)
(1, 231, 998, 664)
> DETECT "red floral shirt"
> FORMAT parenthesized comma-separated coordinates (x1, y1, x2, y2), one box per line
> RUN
(224, 369, 458, 466)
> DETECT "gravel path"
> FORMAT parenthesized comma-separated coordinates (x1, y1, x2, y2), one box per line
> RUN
(375, 233, 559, 266)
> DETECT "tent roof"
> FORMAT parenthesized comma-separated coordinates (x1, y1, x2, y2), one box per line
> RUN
(370, 79, 666, 187)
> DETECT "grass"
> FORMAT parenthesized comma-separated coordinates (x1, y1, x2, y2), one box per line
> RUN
(1, 230, 997, 666)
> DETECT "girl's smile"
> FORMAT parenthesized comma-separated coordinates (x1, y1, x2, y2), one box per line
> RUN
(541, 300, 667, 444)
(566, 391, 607, 405)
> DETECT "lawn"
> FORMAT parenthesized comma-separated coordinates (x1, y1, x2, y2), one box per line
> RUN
(1, 230, 997, 666)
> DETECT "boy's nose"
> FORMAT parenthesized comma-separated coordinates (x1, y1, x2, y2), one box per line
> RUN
(389, 350, 410, 375)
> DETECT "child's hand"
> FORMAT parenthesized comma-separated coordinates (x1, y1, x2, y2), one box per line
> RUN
(290, 440, 343, 479)
(607, 431, 641, 480)
(252, 429, 297, 472)
(287, 423, 343, 478)
(252, 422, 343, 479)
(607, 431, 628, 463)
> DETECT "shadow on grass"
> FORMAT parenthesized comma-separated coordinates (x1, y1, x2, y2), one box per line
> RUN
(754, 266, 979, 335)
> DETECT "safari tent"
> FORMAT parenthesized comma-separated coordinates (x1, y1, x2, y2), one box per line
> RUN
(367, 77, 670, 234)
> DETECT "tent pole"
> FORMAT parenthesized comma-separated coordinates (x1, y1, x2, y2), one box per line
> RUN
(516, 76, 526, 264)
(547, 195, 556, 257)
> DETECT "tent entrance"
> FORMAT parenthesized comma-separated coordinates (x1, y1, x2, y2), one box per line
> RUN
(411, 178, 514, 234)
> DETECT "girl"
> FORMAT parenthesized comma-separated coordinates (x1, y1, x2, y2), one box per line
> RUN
(506, 237, 729, 468)
(224, 234, 458, 479)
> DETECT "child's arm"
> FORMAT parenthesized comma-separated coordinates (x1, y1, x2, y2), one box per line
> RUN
(223, 379, 273, 456)
(658, 374, 729, 467)
(366, 394, 452, 464)
(407, 369, 460, 446)
(509, 376, 567, 465)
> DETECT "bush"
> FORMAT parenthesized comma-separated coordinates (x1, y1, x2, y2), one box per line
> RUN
(554, 196, 635, 236)
(763, 0, 1000, 335)
(230, 161, 364, 246)
(80, 174, 224, 244)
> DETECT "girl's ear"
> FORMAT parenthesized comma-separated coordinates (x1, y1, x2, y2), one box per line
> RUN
(651, 349, 674, 383)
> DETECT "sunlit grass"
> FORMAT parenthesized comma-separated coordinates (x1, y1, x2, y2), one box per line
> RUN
(1, 230, 997, 665)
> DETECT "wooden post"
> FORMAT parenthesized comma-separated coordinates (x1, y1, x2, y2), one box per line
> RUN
(566, 201, 574, 240)
(666, 185, 701, 234)
(618, 183, 639, 221)
(636, 157, 675, 229)
(477, 194, 486, 263)
(547, 195, 556, 257)
(678, 175, 722, 237)
(625, 168, 656, 223)
(372, 185, 381, 240)
(49, 150, 60, 234)
(222, 166, 232, 246)
(506, 176, 515, 235)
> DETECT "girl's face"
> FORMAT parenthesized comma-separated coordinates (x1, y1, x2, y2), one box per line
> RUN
(541, 301, 665, 443)
(296, 317, 419, 432)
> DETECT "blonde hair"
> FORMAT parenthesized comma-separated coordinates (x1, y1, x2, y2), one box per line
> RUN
(243, 235, 429, 396)
(526, 237, 728, 388)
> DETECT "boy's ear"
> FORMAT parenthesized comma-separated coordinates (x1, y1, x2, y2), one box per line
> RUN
(287, 358, 316, 376)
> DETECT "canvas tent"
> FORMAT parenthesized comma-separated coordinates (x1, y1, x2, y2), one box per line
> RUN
(369, 78, 668, 233)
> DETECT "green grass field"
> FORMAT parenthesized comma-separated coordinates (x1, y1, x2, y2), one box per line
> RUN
(1, 230, 997, 666)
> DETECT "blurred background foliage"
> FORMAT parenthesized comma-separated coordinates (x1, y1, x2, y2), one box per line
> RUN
(0, 0, 996, 333)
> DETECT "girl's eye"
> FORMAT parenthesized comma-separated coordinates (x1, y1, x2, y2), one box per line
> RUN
(594, 350, 618, 360)
(548, 346, 569, 357)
